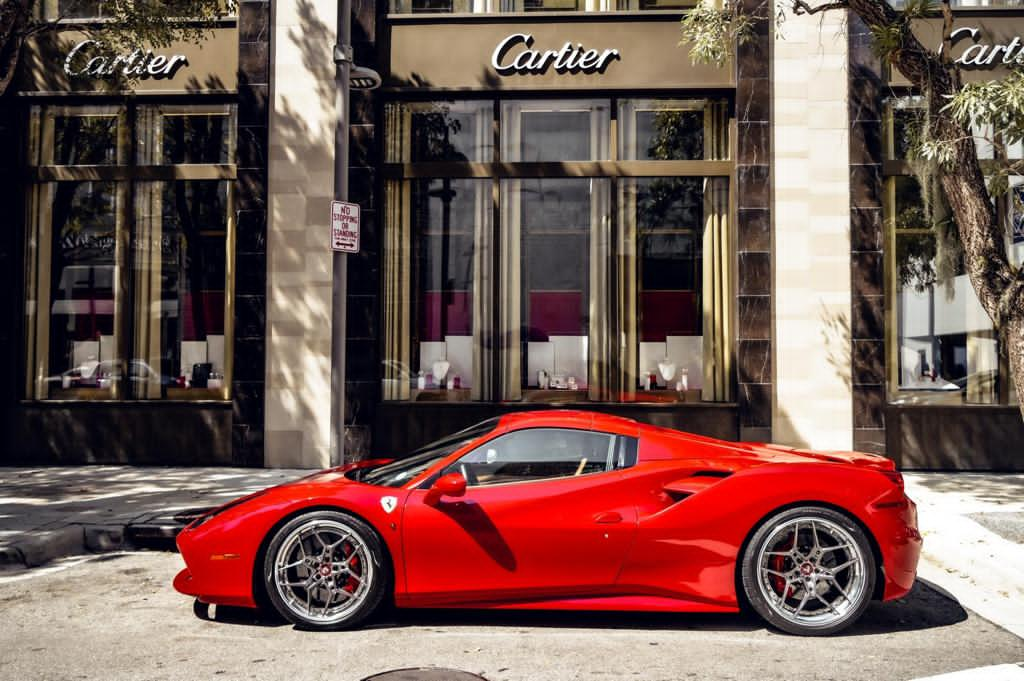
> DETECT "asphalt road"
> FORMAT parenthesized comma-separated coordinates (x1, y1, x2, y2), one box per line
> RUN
(0, 552, 1021, 681)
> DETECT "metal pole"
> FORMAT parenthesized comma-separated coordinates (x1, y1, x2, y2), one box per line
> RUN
(330, 0, 352, 466)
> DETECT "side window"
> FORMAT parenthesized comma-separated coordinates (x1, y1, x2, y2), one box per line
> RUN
(443, 428, 636, 487)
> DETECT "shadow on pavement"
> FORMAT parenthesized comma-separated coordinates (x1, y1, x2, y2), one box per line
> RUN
(199, 579, 967, 636)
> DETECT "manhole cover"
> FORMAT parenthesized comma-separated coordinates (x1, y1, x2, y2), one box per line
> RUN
(362, 669, 489, 681)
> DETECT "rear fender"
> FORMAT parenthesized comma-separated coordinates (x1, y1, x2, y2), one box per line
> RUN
(616, 463, 901, 607)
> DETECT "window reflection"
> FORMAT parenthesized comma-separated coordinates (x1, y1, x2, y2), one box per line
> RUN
(619, 99, 728, 161)
(892, 176, 999, 404)
(382, 178, 491, 402)
(137, 106, 235, 166)
(25, 104, 236, 402)
(57, 0, 107, 18)
(42, 181, 121, 398)
(133, 181, 229, 398)
(523, 0, 581, 10)
(621, 177, 715, 401)
(162, 115, 231, 164)
(412, 179, 481, 396)
(387, 101, 493, 163)
(52, 115, 121, 165)
(510, 178, 606, 394)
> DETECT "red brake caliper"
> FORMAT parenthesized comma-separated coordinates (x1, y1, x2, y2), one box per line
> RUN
(342, 543, 359, 593)
(769, 530, 795, 599)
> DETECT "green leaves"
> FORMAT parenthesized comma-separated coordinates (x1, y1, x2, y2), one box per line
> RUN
(943, 70, 1024, 160)
(679, 0, 752, 68)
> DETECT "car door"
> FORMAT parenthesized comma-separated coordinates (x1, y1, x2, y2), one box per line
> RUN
(400, 427, 639, 605)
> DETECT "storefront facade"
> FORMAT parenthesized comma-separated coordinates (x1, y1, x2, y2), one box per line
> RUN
(262, 0, 774, 467)
(0, 2, 270, 464)
(2, 0, 1022, 469)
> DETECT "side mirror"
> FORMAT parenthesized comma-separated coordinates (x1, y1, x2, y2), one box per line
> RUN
(425, 472, 467, 505)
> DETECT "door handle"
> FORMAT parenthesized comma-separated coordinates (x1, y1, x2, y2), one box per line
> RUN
(594, 511, 623, 524)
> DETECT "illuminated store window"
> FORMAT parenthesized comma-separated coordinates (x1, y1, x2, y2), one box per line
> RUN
(383, 97, 734, 404)
(383, 178, 492, 401)
(24, 104, 236, 401)
(133, 181, 231, 399)
(499, 178, 607, 400)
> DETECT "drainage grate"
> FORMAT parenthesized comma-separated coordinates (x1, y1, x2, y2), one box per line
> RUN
(362, 669, 489, 681)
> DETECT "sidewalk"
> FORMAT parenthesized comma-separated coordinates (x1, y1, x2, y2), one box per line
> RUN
(0, 466, 308, 567)
(904, 473, 1024, 639)
(0, 466, 1021, 638)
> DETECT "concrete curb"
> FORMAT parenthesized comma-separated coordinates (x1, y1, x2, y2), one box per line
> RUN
(0, 521, 177, 570)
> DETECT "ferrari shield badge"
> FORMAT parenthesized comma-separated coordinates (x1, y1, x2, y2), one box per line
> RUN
(380, 496, 398, 514)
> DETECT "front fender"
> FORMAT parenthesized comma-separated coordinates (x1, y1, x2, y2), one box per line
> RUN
(175, 481, 408, 608)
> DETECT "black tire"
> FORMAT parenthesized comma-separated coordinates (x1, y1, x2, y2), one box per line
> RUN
(262, 510, 387, 630)
(740, 505, 876, 636)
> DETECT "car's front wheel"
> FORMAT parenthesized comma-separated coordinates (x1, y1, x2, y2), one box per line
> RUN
(741, 506, 876, 636)
(263, 510, 386, 630)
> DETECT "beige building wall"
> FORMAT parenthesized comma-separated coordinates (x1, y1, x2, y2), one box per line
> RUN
(771, 11, 854, 450)
(265, 0, 338, 468)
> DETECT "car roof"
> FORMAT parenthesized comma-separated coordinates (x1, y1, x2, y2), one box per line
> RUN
(496, 410, 643, 437)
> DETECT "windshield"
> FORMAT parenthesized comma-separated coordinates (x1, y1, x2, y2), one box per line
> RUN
(358, 417, 501, 487)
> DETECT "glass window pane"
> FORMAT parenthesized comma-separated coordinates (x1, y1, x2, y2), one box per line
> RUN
(384, 178, 490, 401)
(58, 0, 106, 18)
(136, 106, 236, 166)
(411, 0, 453, 10)
(445, 428, 621, 485)
(892, 178, 998, 405)
(52, 114, 120, 165)
(523, 0, 580, 10)
(132, 181, 230, 399)
(501, 100, 610, 162)
(622, 178, 707, 399)
(618, 99, 727, 161)
(161, 114, 232, 164)
(387, 101, 493, 163)
(40, 181, 122, 399)
(515, 178, 605, 393)
(890, 107, 923, 161)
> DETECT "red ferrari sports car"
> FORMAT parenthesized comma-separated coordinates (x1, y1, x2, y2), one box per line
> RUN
(174, 410, 921, 636)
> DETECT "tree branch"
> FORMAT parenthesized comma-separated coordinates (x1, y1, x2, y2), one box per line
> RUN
(792, 0, 849, 15)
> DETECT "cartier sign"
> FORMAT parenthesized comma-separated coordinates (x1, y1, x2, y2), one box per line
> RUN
(64, 39, 189, 79)
(491, 33, 620, 76)
(947, 27, 1024, 67)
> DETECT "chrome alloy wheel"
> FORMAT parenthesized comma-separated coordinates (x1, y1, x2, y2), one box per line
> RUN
(754, 517, 868, 630)
(272, 518, 374, 625)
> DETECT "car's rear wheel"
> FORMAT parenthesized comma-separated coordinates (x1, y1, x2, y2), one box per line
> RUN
(263, 510, 386, 630)
(741, 506, 876, 636)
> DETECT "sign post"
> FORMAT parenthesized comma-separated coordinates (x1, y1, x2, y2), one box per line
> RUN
(330, 2, 380, 467)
